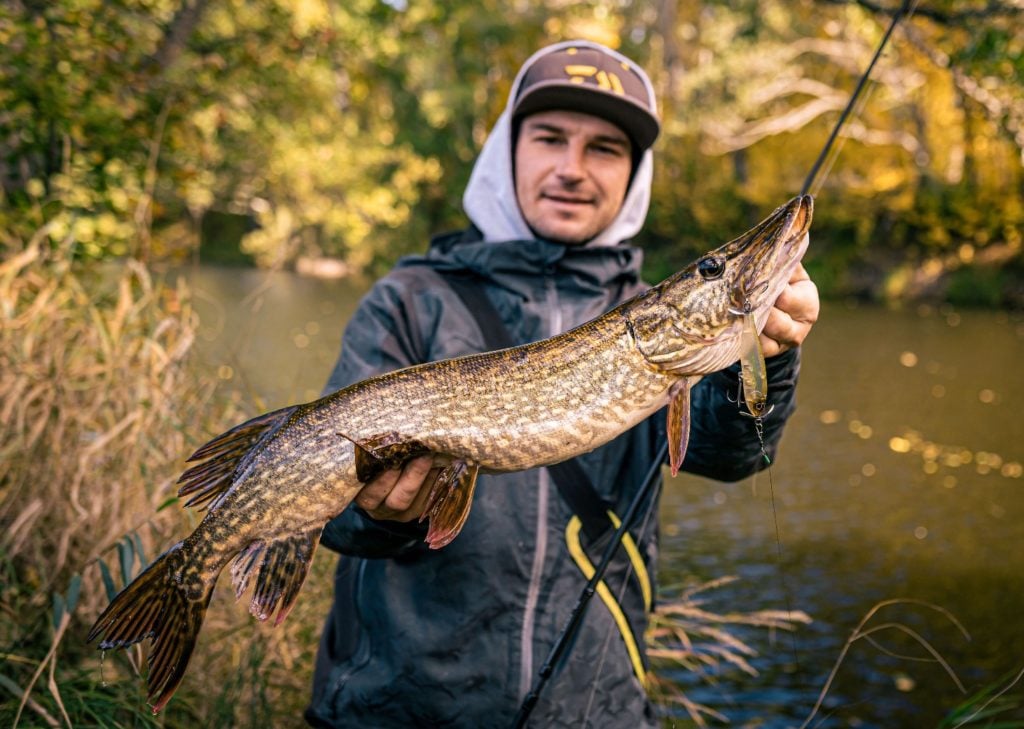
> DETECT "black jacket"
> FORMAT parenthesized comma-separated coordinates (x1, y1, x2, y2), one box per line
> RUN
(305, 229, 800, 728)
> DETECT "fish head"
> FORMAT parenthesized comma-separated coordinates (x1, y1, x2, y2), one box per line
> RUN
(627, 195, 813, 375)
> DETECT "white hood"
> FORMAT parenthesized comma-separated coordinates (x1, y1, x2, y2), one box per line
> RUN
(462, 40, 656, 247)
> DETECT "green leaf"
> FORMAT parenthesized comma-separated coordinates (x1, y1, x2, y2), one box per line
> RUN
(98, 558, 117, 600)
(65, 573, 82, 614)
(52, 593, 65, 633)
(117, 537, 135, 584)
(130, 531, 148, 570)
(156, 496, 180, 512)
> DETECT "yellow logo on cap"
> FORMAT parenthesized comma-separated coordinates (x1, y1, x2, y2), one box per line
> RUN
(563, 65, 626, 95)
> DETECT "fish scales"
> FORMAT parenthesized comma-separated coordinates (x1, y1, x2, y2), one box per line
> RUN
(88, 196, 813, 713)
(325, 314, 669, 471)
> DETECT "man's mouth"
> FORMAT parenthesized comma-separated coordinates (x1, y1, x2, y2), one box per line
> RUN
(541, 193, 594, 206)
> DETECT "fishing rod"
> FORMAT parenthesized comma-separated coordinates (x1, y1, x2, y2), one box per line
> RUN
(802, 0, 914, 197)
(511, 2, 915, 726)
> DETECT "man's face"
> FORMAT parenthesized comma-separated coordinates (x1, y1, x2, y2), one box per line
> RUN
(514, 110, 633, 246)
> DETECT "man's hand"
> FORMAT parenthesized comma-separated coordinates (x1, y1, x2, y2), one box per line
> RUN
(760, 262, 819, 358)
(353, 455, 437, 522)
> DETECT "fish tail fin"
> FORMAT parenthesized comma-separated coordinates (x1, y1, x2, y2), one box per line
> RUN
(230, 526, 322, 626)
(87, 543, 213, 714)
(178, 404, 299, 509)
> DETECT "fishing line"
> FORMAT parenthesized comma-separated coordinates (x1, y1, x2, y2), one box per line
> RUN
(803, 85, 877, 198)
(739, 0, 921, 701)
(753, 416, 800, 666)
(802, 0, 921, 197)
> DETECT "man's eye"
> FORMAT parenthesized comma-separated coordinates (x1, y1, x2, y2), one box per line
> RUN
(697, 256, 725, 280)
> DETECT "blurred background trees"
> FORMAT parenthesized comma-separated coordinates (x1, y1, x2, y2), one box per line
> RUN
(2, 0, 1022, 304)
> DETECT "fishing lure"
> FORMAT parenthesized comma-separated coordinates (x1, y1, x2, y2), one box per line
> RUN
(730, 291, 774, 420)
(738, 306, 770, 418)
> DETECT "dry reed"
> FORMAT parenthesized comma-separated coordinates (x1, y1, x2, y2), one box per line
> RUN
(646, 576, 812, 727)
(0, 239, 331, 727)
(0, 244, 202, 586)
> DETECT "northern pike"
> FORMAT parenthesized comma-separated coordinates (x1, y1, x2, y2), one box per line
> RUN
(88, 195, 813, 712)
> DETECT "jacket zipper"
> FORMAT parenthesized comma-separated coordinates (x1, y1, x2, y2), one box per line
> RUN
(518, 272, 561, 701)
(330, 560, 371, 693)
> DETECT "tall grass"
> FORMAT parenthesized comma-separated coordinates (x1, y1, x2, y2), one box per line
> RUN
(0, 239, 335, 727)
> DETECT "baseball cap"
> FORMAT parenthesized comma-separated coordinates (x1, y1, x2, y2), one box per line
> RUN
(512, 43, 660, 152)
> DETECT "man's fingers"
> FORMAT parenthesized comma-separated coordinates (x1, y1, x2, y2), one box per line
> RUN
(407, 467, 442, 519)
(354, 468, 400, 511)
(788, 261, 811, 285)
(760, 306, 813, 355)
(355, 455, 436, 522)
(760, 307, 805, 357)
(383, 455, 435, 513)
(774, 280, 819, 325)
(759, 264, 819, 356)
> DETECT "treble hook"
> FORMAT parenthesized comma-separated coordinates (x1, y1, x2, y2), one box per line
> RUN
(729, 377, 776, 419)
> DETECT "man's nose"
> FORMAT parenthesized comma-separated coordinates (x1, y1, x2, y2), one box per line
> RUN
(555, 143, 585, 181)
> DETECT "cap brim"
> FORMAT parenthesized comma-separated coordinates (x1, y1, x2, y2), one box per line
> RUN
(513, 83, 660, 151)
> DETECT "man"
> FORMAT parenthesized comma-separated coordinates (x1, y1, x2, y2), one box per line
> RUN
(306, 40, 818, 728)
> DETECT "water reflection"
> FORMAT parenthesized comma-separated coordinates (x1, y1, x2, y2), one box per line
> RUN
(166, 264, 368, 407)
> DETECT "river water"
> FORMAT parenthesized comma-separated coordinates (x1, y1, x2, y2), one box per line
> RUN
(176, 264, 1024, 728)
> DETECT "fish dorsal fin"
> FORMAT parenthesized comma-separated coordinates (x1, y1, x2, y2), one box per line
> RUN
(667, 379, 693, 477)
(420, 460, 480, 549)
(338, 431, 432, 484)
(230, 525, 322, 626)
(177, 405, 298, 509)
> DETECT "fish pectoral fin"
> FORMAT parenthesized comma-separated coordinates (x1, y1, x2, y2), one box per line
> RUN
(667, 379, 693, 477)
(230, 526, 322, 626)
(339, 431, 432, 484)
(420, 460, 480, 550)
(178, 404, 299, 510)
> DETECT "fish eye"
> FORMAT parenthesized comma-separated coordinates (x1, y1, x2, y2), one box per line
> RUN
(697, 256, 725, 280)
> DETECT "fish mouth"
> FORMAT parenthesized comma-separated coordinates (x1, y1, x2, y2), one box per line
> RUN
(627, 195, 814, 377)
(727, 195, 813, 314)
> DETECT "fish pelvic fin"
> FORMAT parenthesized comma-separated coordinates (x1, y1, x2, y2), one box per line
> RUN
(667, 379, 693, 477)
(177, 404, 299, 509)
(230, 526, 322, 626)
(87, 543, 212, 714)
(420, 460, 480, 549)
